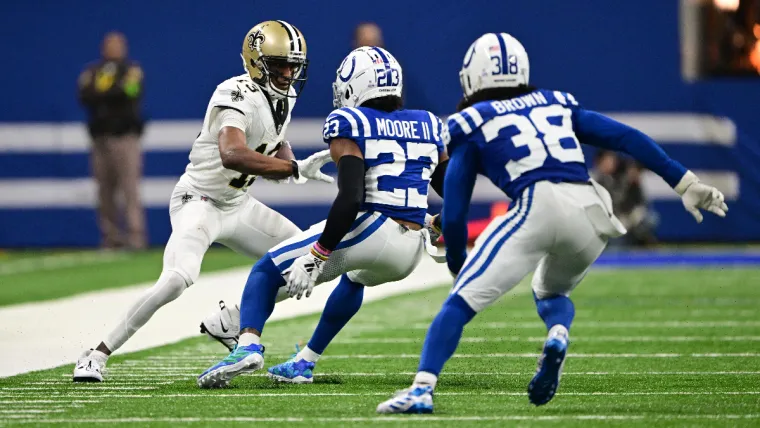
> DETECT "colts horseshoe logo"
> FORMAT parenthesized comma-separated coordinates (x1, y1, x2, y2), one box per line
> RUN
(338, 56, 356, 82)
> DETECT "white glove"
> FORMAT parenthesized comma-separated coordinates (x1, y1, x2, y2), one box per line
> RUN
(294, 150, 334, 184)
(283, 245, 330, 299)
(674, 170, 729, 223)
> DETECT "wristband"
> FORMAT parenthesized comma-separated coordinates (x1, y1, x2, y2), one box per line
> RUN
(310, 242, 331, 261)
(291, 160, 300, 180)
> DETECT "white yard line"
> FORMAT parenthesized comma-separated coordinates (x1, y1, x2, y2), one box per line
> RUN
(42, 371, 760, 380)
(0, 257, 452, 378)
(408, 320, 760, 329)
(2, 391, 758, 399)
(5, 415, 760, 424)
(259, 352, 760, 359)
(333, 335, 760, 343)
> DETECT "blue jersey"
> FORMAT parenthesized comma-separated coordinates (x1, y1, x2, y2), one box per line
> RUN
(442, 88, 688, 275)
(445, 89, 590, 201)
(323, 106, 445, 225)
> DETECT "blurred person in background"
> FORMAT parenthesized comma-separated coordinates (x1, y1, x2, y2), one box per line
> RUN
(592, 150, 658, 247)
(353, 22, 385, 48)
(352, 22, 431, 111)
(78, 31, 146, 250)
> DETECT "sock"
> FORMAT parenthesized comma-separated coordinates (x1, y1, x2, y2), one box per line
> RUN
(413, 371, 438, 389)
(238, 332, 261, 347)
(548, 324, 569, 340)
(296, 345, 321, 363)
(89, 350, 109, 365)
(104, 270, 188, 352)
(533, 292, 575, 332)
(239, 254, 286, 334)
(417, 294, 476, 377)
(306, 274, 364, 354)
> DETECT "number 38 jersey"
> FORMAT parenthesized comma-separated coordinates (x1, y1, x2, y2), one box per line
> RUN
(323, 107, 445, 225)
(177, 74, 294, 206)
(445, 89, 589, 201)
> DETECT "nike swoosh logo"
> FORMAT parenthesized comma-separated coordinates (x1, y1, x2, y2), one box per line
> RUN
(219, 318, 229, 333)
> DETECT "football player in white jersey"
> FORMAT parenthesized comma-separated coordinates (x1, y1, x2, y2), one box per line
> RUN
(73, 20, 333, 382)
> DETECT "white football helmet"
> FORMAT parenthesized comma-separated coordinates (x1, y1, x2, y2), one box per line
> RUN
(459, 33, 530, 99)
(332, 46, 403, 108)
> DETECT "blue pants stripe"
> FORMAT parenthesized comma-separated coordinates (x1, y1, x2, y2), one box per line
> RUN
(456, 192, 525, 283)
(455, 185, 535, 293)
(269, 211, 373, 259)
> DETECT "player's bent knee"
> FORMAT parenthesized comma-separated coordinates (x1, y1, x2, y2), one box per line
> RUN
(153, 270, 189, 304)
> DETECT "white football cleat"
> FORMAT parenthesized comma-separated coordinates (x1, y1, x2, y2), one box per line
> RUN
(72, 349, 105, 382)
(200, 300, 240, 351)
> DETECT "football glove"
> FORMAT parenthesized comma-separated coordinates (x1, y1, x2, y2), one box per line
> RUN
(283, 244, 330, 299)
(294, 150, 334, 184)
(424, 213, 443, 243)
(675, 170, 729, 223)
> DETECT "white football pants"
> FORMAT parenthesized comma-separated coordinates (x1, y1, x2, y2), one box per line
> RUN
(268, 211, 427, 287)
(103, 186, 300, 352)
(453, 181, 625, 312)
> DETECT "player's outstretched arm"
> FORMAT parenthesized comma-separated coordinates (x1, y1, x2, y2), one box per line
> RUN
(283, 138, 365, 299)
(442, 144, 478, 276)
(575, 110, 728, 222)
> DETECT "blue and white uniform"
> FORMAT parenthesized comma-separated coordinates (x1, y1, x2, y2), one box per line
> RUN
(267, 106, 444, 287)
(444, 89, 686, 311)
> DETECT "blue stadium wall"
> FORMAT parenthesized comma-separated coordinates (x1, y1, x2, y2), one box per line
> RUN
(0, 1, 757, 246)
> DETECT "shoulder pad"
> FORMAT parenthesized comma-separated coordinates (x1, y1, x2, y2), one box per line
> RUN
(209, 77, 261, 115)
(548, 89, 581, 108)
(322, 107, 372, 142)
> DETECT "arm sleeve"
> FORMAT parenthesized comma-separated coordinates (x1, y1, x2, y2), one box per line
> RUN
(317, 155, 365, 251)
(430, 158, 449, 197)
(574, 109, 687, 187)
(442, 142, 478, 275)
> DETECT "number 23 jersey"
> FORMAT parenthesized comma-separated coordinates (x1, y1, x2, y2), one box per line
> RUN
(445, 89, 589, 201)
(323, 107, 445, 226)
(177, 74, 294, 206)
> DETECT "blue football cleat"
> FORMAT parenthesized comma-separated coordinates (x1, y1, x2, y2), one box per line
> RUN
(267, 345, 315, 384)
(376, 385, 434, 414)
(528, 335, 568, 405)
(197, 343, 265, 389)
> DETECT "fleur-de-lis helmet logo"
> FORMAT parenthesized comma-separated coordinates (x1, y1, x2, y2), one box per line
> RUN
(248, 30, 265, 52)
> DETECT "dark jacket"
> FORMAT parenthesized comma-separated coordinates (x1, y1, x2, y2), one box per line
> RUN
(78, 60, 144, 138)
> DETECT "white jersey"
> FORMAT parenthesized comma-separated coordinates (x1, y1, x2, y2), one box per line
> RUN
(177, 74, 295, 206)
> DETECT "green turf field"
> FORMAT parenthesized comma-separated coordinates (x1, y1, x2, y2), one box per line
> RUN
(1, 268, 760, 426)
(0, 247, 251, 306)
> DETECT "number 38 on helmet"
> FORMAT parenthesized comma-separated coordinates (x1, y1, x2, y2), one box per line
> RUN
(241, 20, 308, 99)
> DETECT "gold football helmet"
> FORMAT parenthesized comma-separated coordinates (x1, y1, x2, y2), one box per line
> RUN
(242, 20, 308, 99)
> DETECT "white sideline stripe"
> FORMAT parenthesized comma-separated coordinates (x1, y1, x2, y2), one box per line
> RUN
(0, 170, 738, 209)
(6, 415, 760, 424)
(0, 114, 736, 154)
(333, 335, 760, 344)
(0, 257, 452, 378)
